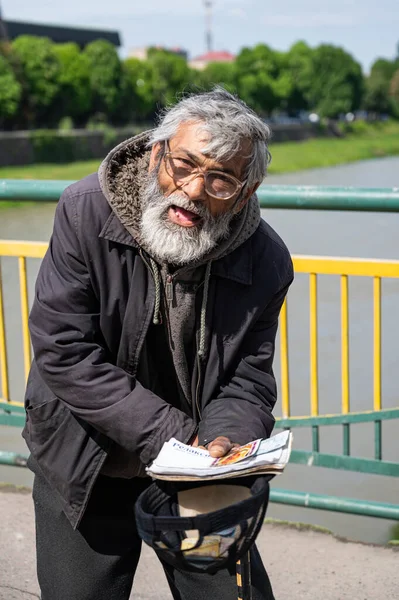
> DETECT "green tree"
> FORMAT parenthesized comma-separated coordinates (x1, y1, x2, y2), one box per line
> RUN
(83, 40, 123, 121)
(146, 48, 192, 107)
(364, 58, 398, 116)
(284, 41, 313, 114)
(370, 58, 397, 81)
(53, 43, 92, 126)
(306, 44, 364, 118)
(0, 51, 21, 124)
(237, 71, 276, 115)
(235, 44, 280, 115)
(198, 61, 237, 93)
(389, 69, 399, 117)
(364, 73, 392, 115)
(272, 51, 296, 112)
(121, 57, 156, 122)
(12, 35, 61, 127)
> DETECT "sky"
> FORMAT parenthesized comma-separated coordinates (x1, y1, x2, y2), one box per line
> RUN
(3, 0, 399, 73)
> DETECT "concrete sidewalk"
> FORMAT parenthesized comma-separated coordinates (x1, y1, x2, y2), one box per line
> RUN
(1, 487, 398, 600)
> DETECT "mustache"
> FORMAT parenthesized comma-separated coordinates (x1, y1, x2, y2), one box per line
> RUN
(162, 193, 210, 220)
(144, 168, 214, 221)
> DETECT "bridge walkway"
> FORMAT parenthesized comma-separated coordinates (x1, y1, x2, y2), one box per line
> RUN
(1, 487, 397, 600)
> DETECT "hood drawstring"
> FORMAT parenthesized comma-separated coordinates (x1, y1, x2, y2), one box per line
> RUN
(198, 261, 212, 358)
(149, 258, 161, 325)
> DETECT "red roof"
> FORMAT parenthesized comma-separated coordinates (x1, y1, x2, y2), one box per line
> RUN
(192, 51, 235, 63)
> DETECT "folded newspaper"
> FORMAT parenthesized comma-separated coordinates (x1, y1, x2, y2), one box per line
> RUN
(146, 430, 293, 481)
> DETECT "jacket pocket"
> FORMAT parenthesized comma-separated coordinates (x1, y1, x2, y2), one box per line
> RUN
(25, 360, 67, 433)
(25, 398, 68, 447)
(26, 397, 62, 424)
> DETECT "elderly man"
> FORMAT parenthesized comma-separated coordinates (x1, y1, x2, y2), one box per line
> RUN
(23, 88, 293, 599)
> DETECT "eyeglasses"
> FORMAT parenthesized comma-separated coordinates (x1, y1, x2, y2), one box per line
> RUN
(163, 142, 247, 200)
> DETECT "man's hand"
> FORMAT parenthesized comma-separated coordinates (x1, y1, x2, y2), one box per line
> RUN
(191, 435, 239, 458)
(207, 437, 240, 458)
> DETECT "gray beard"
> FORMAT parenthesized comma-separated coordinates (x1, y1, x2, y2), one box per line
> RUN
(140, 169, 235, 265)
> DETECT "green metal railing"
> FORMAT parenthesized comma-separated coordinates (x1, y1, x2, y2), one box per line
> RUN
(281, 409, 399, 478)
(1, 181, 399, 523)
(1, 179, 399, 212)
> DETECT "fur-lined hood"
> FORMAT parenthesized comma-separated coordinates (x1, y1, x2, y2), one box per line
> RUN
(98, 130, 152, 246)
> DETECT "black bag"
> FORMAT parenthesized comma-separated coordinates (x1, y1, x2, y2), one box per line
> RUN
(135, 475, 272, 574)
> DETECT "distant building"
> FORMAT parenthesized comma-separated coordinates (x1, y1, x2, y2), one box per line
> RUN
(2, 19, 121, 48)
(128, 47, 148, 61)
(189, 50, 235, 71)
(128, 46, 188, 61)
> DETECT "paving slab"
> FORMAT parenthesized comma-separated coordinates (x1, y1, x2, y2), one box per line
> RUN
(0, 487, 398, 600)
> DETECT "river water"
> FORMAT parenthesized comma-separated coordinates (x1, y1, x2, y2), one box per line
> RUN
(0, 156, 398, 544)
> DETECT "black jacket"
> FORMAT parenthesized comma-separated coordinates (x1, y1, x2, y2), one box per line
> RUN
(23, 173, 293, 527)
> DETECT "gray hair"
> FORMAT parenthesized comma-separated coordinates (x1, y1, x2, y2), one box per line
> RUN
(148, 87, 272, 192)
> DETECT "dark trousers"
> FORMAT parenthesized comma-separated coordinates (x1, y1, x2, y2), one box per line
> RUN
(33, 472, 275, 600)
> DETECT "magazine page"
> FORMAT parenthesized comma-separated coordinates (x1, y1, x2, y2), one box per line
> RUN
(147, 430, 292, 480)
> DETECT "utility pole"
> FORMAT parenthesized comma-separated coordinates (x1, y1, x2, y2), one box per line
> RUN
(203, 0, 213, 53)
(0, 2, 9, 44)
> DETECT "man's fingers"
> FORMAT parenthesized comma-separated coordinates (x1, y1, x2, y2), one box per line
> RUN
(207, 436, 237, 458)
(190, 435, 199, 447)
(192, 435, 240, 457)
(189, 436, 206, 451)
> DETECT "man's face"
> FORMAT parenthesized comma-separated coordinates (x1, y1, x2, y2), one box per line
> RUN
(140, 122, 256, 265)
(150, 122, 253, 221)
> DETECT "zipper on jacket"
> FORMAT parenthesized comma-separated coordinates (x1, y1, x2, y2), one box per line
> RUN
(165, 274, 174, 307)
(193, 276, 208, 421)
(160, 272, 176, 354)
(195, 332, 203, 420)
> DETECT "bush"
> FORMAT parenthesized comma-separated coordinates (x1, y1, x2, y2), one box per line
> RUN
(86, 116, 117, 146)
(390, 522, 399, 541)
(30, 130, 76, 163)
(339, 120, 369, 135)
(58, 116, 74, 131)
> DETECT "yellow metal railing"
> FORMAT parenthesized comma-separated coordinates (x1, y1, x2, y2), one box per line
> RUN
(278, 255, 399, 418)
(1, 242, 399, 414)
(0, 241, 47, 404)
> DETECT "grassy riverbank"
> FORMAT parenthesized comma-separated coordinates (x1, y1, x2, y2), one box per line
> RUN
(270, 120, 399, 173)
(1, 121, 399, 181)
